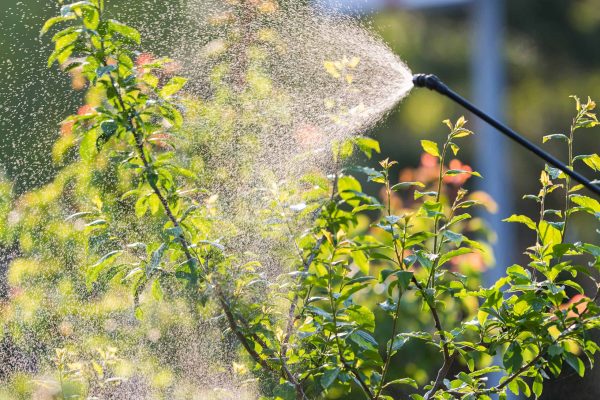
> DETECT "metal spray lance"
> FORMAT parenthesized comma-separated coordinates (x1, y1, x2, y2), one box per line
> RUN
(412, 73, 600, 197)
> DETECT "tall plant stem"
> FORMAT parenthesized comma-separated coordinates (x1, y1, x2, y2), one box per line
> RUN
(374, 212, 407, 399)
(374, 176, 405, 399)
(421, 141, 456, 399)
(562, 121, 576, 242)
(416, 272, 454, 400)
(427, 141, 449, 288)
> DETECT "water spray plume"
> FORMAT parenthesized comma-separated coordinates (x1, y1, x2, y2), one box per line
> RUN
(178, 1, 414, 181)
(412, 73, 600, 197)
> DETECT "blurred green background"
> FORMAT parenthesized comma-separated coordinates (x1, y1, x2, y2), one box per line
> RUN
(1, 0, 599, 398)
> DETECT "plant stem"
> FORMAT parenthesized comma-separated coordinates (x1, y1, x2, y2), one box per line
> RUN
(375, 219, 408, 399)
(215, 287, 277, 372)
(412, 273, 453, 399)
(427, 140, 449, 288)
(562, 120, 576, 242)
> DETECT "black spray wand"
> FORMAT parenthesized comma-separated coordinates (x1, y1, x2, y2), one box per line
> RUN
(413, 73, 600, 197)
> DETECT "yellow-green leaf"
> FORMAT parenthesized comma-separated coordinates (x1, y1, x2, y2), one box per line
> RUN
(421, 140, 440, 158)
(160, 77, 187, 98)
(503, 214, 536, 230)
(571, 194, 600, 213)
(538, 220, 562, 248)
(107, 19, 141, 44)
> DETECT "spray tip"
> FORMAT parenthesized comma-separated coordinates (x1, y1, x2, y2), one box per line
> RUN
(412, 74, 448, 94)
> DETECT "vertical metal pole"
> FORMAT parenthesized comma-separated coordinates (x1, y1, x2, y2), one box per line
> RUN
(472, 0, 515, 393)
(473, 0, 514, 286)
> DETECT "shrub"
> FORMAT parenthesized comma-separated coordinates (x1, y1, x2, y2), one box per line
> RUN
(0, 1, 599, 399)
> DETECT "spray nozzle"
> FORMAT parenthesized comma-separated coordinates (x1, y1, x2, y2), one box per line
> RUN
(412, 74, 448, 94)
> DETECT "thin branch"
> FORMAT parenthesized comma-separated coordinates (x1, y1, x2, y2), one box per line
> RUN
(411, 275, 453, 400)
(375, 184, 407, 399)
(215, 287, 277, 373)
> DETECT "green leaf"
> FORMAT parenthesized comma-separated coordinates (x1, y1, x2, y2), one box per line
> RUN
(151, 279, 164, 301)
(97, 120, 118, 149)
(469, 366, 502, 377)
(450, 142, 460, 155)
(82, 7, 99, 30)
(506, 264, 531, 284)
(414, 190, 437, 200)
(160, 77, 188, 98)
(352, 204, 384, 213)
(97, 65, 117, 77)
(391, 181, 425, 191)
(421, 140, 440, 158)
(452, 127, 473, 138)
(395, 271, 413, 291)
(107, 20, 141, 44)
(305, 306, 332, 320)
(383, 377, 418, 389)
(165, 226, 184, 238)
(456, 200, 482, 209)
(571, 194, 600, 213)
(438, 247, 472, 267)
(148, 194, 161, 215)
(338, 176, 362, 203)
(503, 214, 537, 230)
(542, 134, 569, 143)
(135, 196, 148, 218)
(65, 211, 93, 221)
(86, 219, 106, 227)
(391, 335, 408, 352)
(147, 243, 167, 277)
(421, 201, 443, 217)
(41, 16, 75, 36)
(538, 220, 562, 248)
(321, 367, 340, 389)
(350, 330, 378, 350)
(548, 344, 563, 357)
(516, 378, 531, 397)
(352, 250, 370, 275)
(532, 373, 543, 399)
(80, 129, 99, 161)
(380, 269, 396, 282)
(354, 137, 380, 158)
(159, 104, 184, 127)
(564, 352, 585, 377)
(87, 250, 122, 287)
(346, 304, 375, 331)
(445, 169, 482, 178)
(443, 230, 463, 245)
(503, 342, 523, 373)
(562, 279, 585, 294)
(47, 42, 75, 68)
(574, 154, 600, 172)
(380, 270, 412, 290)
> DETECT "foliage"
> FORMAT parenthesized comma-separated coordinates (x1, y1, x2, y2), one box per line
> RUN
(0, 1, 599, 399)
